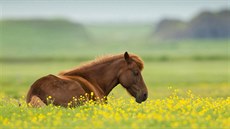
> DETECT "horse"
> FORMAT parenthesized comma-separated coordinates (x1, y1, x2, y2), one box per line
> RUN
(26, 52, 148, 107)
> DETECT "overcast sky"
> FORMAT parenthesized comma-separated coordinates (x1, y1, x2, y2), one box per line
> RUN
(0, 0, 228, 23)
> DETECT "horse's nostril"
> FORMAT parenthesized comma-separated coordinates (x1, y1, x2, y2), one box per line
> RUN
(143, 93, 147, 99)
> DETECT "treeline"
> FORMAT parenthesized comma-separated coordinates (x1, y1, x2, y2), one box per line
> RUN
(154, 9, 230, 39)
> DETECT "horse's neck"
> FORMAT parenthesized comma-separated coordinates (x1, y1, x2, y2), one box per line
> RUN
(76, 59, 124, 96)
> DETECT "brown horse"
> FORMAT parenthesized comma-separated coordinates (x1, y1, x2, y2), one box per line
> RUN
(26, 52, 148, 107)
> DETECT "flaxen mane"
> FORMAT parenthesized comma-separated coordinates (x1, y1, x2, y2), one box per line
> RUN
(59, 53, 144, 75)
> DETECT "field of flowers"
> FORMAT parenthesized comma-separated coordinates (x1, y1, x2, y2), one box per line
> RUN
(0, 89, 229, 129)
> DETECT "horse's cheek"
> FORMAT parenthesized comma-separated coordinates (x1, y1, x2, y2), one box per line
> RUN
(119, 75, 129, 87)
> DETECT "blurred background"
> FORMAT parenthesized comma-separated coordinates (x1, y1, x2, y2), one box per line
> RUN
(0, 0, 229, 99)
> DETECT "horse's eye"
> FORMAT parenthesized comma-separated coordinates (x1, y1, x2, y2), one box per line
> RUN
(133, 71, 139, 76)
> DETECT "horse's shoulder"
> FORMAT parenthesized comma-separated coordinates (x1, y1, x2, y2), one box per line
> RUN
(46, 74, 58, 79)
(37, 74, 57, 80)
(32, 74, 60, 86)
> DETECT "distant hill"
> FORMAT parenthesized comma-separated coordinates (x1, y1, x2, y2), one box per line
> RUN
(0, 19, 90, 58)
(1, 19, 89, 44)
(154, 9, 230, 39)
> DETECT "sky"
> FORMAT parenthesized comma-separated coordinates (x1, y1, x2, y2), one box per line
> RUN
(0, 0, 229, 23)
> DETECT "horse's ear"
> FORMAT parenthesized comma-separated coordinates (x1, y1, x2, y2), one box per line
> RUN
(124, 52, 131, 64)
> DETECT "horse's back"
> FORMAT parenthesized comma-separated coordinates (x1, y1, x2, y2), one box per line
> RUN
(26, 74, 86, 107)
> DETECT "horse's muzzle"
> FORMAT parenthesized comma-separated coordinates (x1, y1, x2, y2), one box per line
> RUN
(135, 92, 148, 103)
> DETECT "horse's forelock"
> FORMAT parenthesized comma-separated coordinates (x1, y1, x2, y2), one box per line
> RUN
(130, 55, 144, 70)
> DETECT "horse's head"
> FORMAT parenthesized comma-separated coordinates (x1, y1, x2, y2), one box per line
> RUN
(119, 52, 148, 103)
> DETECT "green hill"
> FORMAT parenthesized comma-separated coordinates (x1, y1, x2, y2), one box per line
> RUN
(0, 19, 89, 58)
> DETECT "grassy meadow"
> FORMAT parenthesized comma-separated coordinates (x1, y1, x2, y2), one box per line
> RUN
(0, 20, 229, 128)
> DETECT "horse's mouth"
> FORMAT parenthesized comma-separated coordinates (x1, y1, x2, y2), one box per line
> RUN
(126, 86, 148, 103)
(135, 98, 143, 103)
(135, 93, 148, 103)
